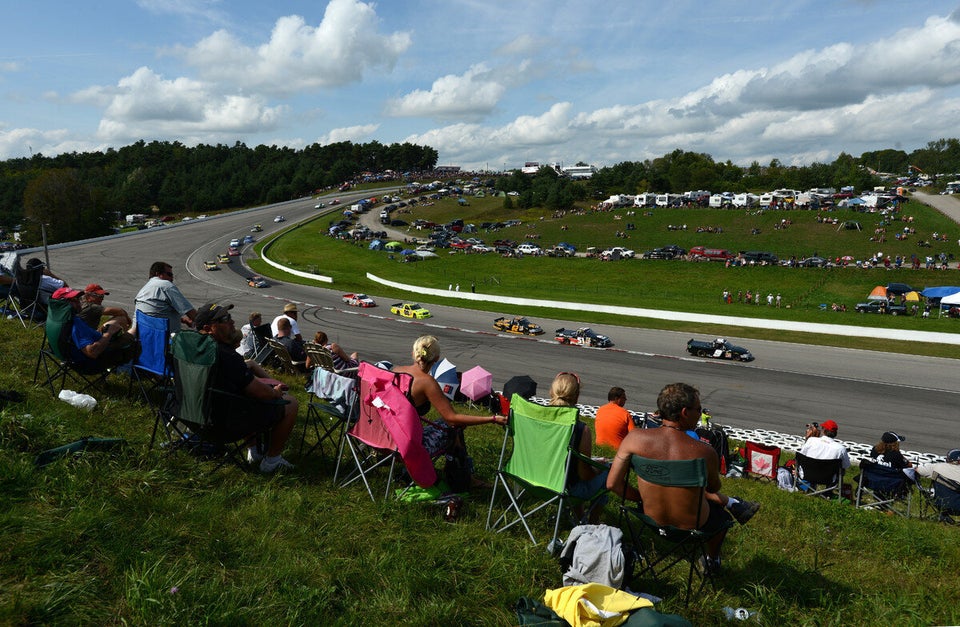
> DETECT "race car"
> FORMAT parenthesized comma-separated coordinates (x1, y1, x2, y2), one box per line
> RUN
(391, 302, 431, 319)
(555, 327, 612, 347)
(686, 338, 754, 362)
(251, 224, 263, 232)
(203, 260, 219, 271)
(494, 316, 544, 335)
(227, 246, 241, 256)
(216, 253, 231, 264)
(343, 293, 376, 307)
(247, 275, 269, 288)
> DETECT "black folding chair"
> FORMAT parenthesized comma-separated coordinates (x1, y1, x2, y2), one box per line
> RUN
(795, 453, 845, 501)
(854, 460, 914, 517)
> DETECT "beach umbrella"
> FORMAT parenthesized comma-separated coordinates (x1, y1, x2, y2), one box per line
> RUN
(461, 366, 493, 402)
(430, 358, 459, 400)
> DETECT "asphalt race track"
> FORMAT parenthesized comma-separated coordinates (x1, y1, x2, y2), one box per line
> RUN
(37, 193, 960, 456)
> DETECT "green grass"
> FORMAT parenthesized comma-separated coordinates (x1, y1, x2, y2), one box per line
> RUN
(250, 194, 960, 358)
(2, 323, 959, 625)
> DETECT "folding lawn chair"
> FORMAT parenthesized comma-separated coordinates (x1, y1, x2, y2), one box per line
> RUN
(33, 299, 112, 397)
(304, 342, 358, 376)
(795, 453, 845, 500)
(921, 473, 960, 524)
(616, 455, 735, 605)
(300, 365, 358, 460)
(6, 259, 46, 327)
(128, 310, 172, 408)
(250, 323, 274, 365)
(854, 460, 914, 517)
(486, 394, 608, 549)
(151, 330, 287, 470)
(265, 337, 306, 375)
(743, 441, 781, 482)
(335, 361, 437, 501)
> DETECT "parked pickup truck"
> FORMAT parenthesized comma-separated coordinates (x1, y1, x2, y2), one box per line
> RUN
(855, 301, 907, 315)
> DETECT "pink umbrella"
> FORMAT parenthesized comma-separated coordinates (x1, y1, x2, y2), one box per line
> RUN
(460, 365, 493, 402)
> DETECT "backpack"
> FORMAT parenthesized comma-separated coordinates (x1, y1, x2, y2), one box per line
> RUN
(695, 425, 731, 475)
(558, 524, 627, 589)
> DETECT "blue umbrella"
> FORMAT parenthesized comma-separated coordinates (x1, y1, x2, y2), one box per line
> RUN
(430, 358, 459, 400)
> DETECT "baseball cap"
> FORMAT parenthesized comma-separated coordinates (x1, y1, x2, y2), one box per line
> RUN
(194, 301, 234, 328)
(947, 449, 960, 463)
(881, 431, 905, 444)
(52, 287, 83, 300)
(84, 283, 109, 296)
(283, 303, 298, 313)
(820, 419, 839, 432)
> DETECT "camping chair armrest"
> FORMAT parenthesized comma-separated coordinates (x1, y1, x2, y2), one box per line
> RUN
(571, 448, 611, 472)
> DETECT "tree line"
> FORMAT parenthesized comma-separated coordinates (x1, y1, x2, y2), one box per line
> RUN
(4, 137, 960, 245)
(0, 140, 438, 245)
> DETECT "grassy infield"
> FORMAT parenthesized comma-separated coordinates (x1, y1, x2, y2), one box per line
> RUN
(2, 194, 960, 625)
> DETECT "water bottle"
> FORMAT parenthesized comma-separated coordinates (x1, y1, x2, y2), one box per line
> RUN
(723, 607, 756, 621)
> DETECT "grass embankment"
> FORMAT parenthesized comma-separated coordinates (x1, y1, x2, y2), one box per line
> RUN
(251, 193, 960, 358)
(2, 323, 958, 625)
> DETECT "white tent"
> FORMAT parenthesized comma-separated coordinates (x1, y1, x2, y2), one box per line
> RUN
(938, 291, 960, 305)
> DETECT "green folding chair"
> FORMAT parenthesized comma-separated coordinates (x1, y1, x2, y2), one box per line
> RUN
(33, 299, 111, 397)
(486, 395, 607, 550)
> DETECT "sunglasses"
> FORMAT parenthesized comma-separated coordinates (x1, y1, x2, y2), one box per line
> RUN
(557, 371, 581, 385)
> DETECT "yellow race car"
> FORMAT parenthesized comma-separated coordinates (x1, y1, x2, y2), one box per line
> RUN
(390, 302, 431, 319)
(216, 253, 231, 264)
(493, 316, 544, 335)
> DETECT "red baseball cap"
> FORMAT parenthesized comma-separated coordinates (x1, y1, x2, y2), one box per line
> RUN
(84, 283, 109, 295)
(52, 287, 83, 300)
(820, 419, 839, 432)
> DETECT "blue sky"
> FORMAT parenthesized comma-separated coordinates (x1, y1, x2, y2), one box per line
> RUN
(2, 0, 960, 171)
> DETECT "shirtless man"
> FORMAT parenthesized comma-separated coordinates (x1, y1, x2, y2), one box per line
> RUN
(607, 382, 732, 571)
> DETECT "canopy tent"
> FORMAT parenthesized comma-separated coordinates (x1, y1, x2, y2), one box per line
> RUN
(940, 291, 960, 306)
(413, 250, 438, 259)
(867, 285, 888, 301)
(920, 286, 960, 299)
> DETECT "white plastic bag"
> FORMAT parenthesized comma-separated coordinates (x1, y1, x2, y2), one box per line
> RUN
(58, 389, 98, 411)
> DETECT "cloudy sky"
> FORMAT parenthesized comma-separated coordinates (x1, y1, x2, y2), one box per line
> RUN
(2, 0, 960, 171)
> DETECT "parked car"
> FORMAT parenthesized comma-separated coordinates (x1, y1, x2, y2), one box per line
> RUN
(855, 301, 907, 315)
(555, 327, 612, 347)
(494, 316, 544, 335)
(689, 246, 734, 261)
(642, 247, 676, 260)
(686, 338, 754, 361)
(516, 243, 542, 255)
(798, 256, 829, 267)
(741, 251, 779, 265)
(203, 260, 219, 271)
(390, 302, 431, 319)
(247, 275, 269, 288)
(342, 293, 376, 307)
(602, 246, 635, 260)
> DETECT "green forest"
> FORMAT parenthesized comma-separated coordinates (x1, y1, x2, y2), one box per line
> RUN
(3, 136, 960, 246)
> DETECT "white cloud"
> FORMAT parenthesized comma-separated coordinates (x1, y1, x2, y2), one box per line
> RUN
(175, 0, 411, 95)
(318, 123, 380, 144)
(388, 64, 506, 118)
(76, 67, 283, 143)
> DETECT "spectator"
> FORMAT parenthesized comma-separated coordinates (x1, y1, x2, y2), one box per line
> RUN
(77, 283, 132, 332)
(869, 431, 915, 480)
(595, 386, 634, 449)
(52, 287, 140, 370)
(607, 383, 735, 573)
(236, 311, 262, 359)
(308, 330, 358, 371)
(549, 372, 608, 524)
(393, 335, 506, 458)
(134, 261, 196, 331)
(274, 317, 307, 369)
(270, 302, 302, 341)
(916, 449, 960, 484)
(26, 258, 67, 304)
(798, 419, 851, 489)
(194, 301, 298, 474)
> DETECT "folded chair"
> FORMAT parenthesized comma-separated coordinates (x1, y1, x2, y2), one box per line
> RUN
(6, 260, 46, 327)
(795, 453, 845, 500)
(335, 361, 437, 501)
(265, 338, 306, 375)
(617, 455, 734, 605)
(33, 299, 112, 397)
(486, 395, 608, 549)
(921, 474, 960, 524)
(744, 441, 781, 482)
(250, 323, 274, 365)
(300, 365, 358, 459)
(854, 460, 914, 517)
(151, 330, 287, 470)
(128, 310, 172, 407)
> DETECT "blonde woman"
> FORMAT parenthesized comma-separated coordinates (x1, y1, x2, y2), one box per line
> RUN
(393, 335, 507, 457)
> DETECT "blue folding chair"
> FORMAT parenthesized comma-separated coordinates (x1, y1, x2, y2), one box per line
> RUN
(130, 310, 172, 408)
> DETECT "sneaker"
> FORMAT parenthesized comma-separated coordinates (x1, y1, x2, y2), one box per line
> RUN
(259, 456, 294, 474)
(246, 447, 264, 464)
(698, 555, 722, 575)
(729, 499, 760, 525)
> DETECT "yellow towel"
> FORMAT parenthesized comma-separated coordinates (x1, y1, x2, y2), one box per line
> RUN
(544, 583, 653, 627)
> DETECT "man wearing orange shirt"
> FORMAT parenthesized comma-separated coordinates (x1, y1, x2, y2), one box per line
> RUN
(595, 387, 634, 449)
